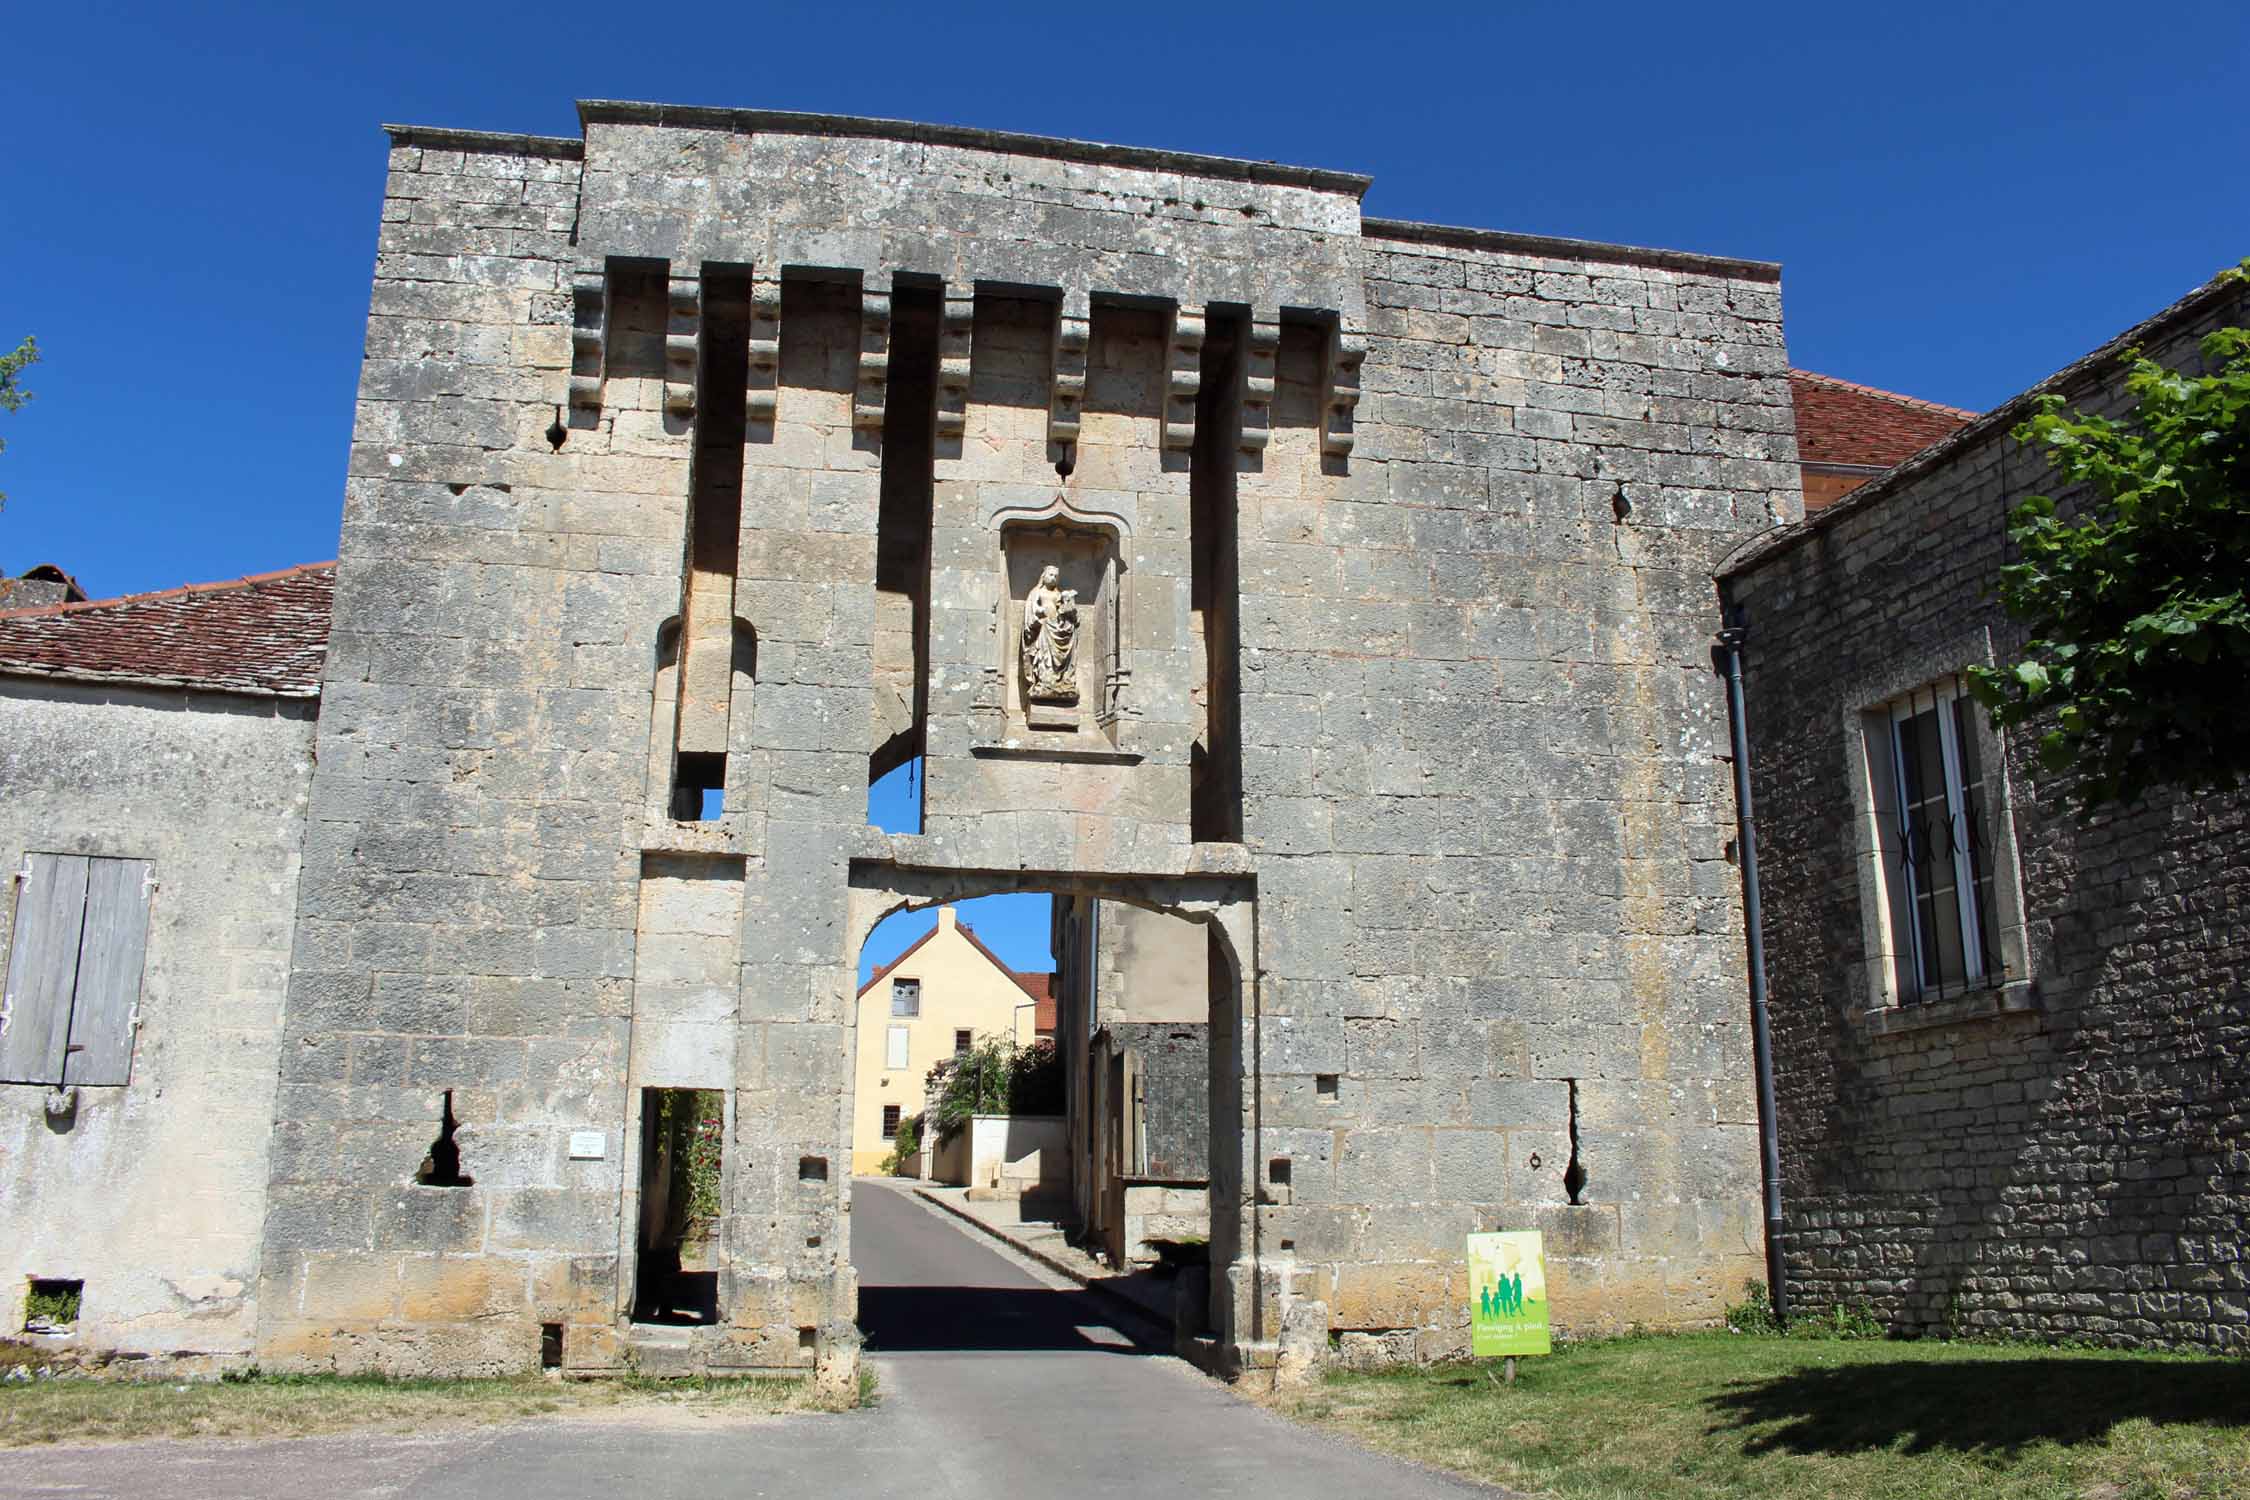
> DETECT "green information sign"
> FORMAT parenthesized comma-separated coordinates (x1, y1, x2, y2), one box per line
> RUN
(1468, 1230, 1551, 1357)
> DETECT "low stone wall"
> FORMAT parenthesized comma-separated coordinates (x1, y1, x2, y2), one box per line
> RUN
(932, 1115, 1067, 1196)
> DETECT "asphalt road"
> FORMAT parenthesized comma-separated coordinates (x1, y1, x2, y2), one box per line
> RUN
(0, 1181, 1495, 1499)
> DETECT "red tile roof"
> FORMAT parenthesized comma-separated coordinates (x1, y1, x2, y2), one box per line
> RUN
(1791, 369, 1976, 470)
(0, 562, 336, 697)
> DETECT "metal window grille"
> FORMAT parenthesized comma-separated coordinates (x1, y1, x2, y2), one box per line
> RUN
(890, 977, 920, 1017)
(954, 1028, 972, 1055)
(881, 1105, 901, 1139)
(1886, 677, 2002, 1002)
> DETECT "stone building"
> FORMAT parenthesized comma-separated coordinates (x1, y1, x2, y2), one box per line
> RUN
(1053, 900, 1215, 1267)
(4, 99, 1812, 1381)
(1720, 267, 2250, 1352)
(0, 565, 332, 1358)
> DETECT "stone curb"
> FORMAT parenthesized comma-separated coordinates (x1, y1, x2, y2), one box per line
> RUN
(907, 1185, 1173, 1345)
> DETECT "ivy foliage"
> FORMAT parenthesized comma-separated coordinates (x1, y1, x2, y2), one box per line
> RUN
(1968, 271, 2250, 812)
(0, 334, 35, 508)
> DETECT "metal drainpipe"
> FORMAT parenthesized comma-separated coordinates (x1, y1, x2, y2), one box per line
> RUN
(1716, 600, 1789, 1321)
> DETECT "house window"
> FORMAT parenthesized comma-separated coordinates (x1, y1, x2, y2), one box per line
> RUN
(881, 1105, 901, 1139)
(1, 854, 153, 1087)
(954, 1028, 972, 1055)
(1871, 678, 2002, 1001)
(885, 1025, 910, 1071)
(891, 977, 920, 1017)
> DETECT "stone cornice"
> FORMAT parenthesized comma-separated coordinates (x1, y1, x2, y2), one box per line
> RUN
(575, 100, 1374, 198)
(1362, 217, 1782, 283)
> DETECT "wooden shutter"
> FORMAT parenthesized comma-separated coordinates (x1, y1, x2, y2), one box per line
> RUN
(63, 857, 152, 1086)
(0, 854, 91, 1084)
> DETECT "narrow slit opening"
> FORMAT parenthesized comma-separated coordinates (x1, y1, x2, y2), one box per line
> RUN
(415, 1090, 473, 1187)
(1563, 1078, 1588, 1206)
(1190, 310, 1244, 843)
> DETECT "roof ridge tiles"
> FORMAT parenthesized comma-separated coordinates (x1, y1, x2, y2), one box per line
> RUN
(0, 559, 339, 622)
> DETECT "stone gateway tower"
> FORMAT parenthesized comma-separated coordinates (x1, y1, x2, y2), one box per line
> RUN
(257, 102, 1799, 1379)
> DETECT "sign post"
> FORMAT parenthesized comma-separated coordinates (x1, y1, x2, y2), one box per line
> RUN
(1468, 1230, 1551, 1379)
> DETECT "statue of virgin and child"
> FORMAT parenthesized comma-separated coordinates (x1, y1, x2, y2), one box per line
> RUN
(1021, 565, 1080, 705)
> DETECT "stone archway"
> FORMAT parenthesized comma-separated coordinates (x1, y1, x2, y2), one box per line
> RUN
(841, 861, 1264, 1366)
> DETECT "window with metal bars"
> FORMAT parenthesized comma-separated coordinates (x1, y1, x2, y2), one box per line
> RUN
(1878, 677, 2002, 1001)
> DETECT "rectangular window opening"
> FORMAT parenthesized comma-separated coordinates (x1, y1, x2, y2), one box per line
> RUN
(1871, 676, 2005, 1004)
(671, 751, 727, 822)
(881, 1104, 901, 1140)
(1315, 1073, 1340, 1100)
(24, 1278, 82, 1331)
(885, 1024, 910, 1071)
(633, 1087, 723, 1327)
(798, 1155, 829, 1183)
(890, 977, 921, 1017)
(540, 1322, 564, 1370)
(954, 1028, 973, 1055)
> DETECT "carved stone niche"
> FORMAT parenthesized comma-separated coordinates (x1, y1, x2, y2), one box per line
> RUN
(983, 493, 1133, 759)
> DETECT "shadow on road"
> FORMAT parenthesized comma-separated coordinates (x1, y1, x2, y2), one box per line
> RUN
(858, 1283, 1162, 1355)
(1706, 1355, 2250, 1458)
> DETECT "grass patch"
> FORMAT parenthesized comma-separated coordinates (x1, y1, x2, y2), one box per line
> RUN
(0, 1365, 851, 1449)
(1272, 1333, 2250, 1499)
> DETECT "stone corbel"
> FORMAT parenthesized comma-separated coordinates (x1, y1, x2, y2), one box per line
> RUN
(1164, 304, 1205, 451)
(1048, 290, 1091, 464)
(855, 279, 891, 433)
(1239, 314, 1279, 453)
(935, 290, 975, 441)
(1321, 321, 1365, 459)
(664, 274, 700, 416)
(568, 259, 608, 411)
(745, 274, 782, 430)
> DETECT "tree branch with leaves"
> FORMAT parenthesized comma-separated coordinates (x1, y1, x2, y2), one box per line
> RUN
(0, 335, 36, 510)
(1968, 266, 2250, 812)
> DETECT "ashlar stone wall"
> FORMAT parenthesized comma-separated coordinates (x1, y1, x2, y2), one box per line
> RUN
(1243, 223, 1792, 1359)
(268, 103, 1797, 1378)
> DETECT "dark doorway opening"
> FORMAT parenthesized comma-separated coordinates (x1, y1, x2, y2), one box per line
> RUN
(634, 1086, 724, 1326)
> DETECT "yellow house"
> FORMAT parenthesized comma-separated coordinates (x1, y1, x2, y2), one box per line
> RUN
(851, 906, 1053, 1175)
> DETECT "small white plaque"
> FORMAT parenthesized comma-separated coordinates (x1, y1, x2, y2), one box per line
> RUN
(568, 1131, 606, 1160)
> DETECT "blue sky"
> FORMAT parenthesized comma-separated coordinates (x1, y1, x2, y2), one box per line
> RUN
(7, 2, 2245, 978)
